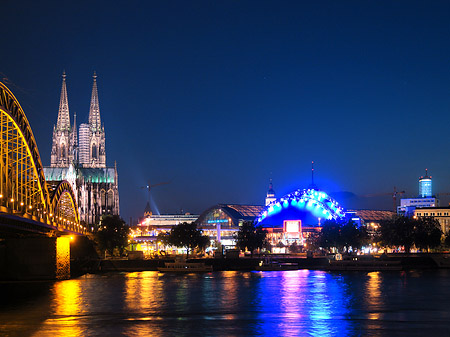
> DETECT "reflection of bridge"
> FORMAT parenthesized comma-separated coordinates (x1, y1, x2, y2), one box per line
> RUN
(0, 82, 84, 236)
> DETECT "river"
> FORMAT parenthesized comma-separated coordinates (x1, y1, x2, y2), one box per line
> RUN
(1, 269, 450, 336)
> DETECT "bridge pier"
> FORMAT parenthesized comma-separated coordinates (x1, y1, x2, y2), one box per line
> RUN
(0, 236, 70, 281)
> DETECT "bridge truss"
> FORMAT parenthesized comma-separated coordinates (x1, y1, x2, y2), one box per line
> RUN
(0, 82, 84, 234)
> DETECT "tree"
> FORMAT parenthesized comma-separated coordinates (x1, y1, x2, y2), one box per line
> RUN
(305, 232, 321, 252)
(96, 215, 129, 256)
(166, 222, 210, 258)
(444, 232, 450, 248)
(379, 216, 416, 253)
(235, 221, 267, 257)
(318, 219, 368, 253)
(378, 216, 442, 253)
(340, 220, 369, 251)
(157, 231, 170, 246)
(318, 220, 342, 252)
(414, 217, 442, 252)
(289, 241, 300, 254)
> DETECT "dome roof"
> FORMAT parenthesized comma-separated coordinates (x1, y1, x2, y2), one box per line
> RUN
(257, 188, 346, 225)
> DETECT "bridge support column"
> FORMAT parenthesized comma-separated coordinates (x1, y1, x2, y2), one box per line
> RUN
(0, 237, 71, 281)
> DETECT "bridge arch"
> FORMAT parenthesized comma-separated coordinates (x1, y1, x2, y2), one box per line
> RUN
(0, 82, 51, 221)
(50, 180, 82, 232)
(0, 82, 83, 234)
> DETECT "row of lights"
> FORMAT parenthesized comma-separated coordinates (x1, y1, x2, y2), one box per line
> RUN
(1, 194, 86, 232)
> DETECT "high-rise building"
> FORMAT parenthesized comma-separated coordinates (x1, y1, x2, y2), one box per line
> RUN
(398, 169, 437, 216)
(78, 123, 90, 165)
(419, 169, 432, 198)
(44, 72, 120, 226)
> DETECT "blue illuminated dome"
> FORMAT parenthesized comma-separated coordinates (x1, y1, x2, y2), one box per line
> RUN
(257, 188, 346, 227)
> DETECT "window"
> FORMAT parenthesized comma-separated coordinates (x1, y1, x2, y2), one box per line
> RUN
(92, 144, 97, 159)
(101, 190, 106, 207)
(107, 190, 114, 208)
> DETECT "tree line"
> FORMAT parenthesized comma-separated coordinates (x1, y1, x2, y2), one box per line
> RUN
(94, 214, 450, 258)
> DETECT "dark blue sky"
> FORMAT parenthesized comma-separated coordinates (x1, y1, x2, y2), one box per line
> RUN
(2, 1, 450, 221)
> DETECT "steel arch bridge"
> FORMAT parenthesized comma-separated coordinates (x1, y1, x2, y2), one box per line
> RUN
(0, 82, 83, 235)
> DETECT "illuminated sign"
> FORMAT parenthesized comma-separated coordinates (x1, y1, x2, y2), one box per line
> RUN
(207, 219, 229, 224)
(284, 220, 301, 233)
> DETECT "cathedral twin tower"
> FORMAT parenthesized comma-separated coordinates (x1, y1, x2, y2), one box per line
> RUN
(45, 72, 119, 226)
(51, 72, 105, 168)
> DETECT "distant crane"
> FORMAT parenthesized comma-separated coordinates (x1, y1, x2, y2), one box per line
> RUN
(140, 180, 171, 215)
(361, 186, 406, 212)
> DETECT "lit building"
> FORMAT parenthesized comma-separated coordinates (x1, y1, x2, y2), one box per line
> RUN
(78, 123, 90, 165)
(419, 169, 432, 198)
(130, 213, 199, 256)
(415, 207, 450, 234)
(257, 188, 346, 247)
(196, 205, 264, 249)
(398, 169, 438, 216)
(44, 72, 120, 227)
(345, 209, 396, 233)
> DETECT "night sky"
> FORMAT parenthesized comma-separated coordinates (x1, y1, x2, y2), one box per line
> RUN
(2, 1, 450, 221)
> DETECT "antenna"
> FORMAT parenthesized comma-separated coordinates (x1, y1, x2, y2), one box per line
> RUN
(311, 161, 314, 186)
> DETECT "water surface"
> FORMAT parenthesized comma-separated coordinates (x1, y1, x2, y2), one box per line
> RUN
(1, 270, 450, 336)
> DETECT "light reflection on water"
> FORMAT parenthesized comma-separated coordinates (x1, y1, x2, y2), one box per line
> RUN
(1, 269, 450, 336)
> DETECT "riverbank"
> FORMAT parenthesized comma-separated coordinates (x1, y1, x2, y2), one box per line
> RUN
(71, 253, 450, 276)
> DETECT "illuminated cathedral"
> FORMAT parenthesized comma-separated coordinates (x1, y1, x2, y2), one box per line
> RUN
(44, 72, 120, 227)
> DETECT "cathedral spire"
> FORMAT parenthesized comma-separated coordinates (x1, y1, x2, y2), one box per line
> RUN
(56, 71, 70, 131)
(88, 71, 101, 131)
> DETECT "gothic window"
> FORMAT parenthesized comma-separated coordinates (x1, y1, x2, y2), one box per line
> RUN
(92, 144, 97, 159)
(101, 190, 106, 207)
(61, 144, 66, 158)
(107, 190, 114, 208)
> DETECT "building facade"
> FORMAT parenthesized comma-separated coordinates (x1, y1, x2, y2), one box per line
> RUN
(398, 170, 438, 216)
(196, 204, 264, 248)
(44, 72, 119, 227)
(414, 207, 450, 234)
(130, 214, 200, 256)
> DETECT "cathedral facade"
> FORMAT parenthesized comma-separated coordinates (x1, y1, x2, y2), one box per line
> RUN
(44, 72, 120, 227)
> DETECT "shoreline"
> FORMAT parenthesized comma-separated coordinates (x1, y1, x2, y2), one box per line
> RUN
(71, 253, 450, 276)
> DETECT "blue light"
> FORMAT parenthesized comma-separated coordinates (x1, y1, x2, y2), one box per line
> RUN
(257, 188, 346, 225)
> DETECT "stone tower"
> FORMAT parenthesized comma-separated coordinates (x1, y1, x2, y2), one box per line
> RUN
(83, 72, 106, 168)
(45, 72, 120, 227)
(50, 72, 75, 167)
